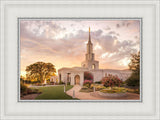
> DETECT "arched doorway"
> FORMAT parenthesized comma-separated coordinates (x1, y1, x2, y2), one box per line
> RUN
(74, 75, 80, 85)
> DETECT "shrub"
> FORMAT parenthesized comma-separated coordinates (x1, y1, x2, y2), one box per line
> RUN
(83, 80, 93, 88)
(20, 82, 28, 95)
(26, 88, 33, 94)
(21, 82, 42, 96)
(95, 81, 102, 84)
(59, 81, 65, 85)
(36, 83, 43, 86)
(67, 82, 70, 85)
(125, 73, 139, 87)
(101, 74, 123, 88)
(84, 72, 93, 80)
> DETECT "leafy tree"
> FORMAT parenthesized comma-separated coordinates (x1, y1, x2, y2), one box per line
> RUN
(26, 62, 56, 83)
(128, 51, 140, 75)
(126, 51, 140, 86)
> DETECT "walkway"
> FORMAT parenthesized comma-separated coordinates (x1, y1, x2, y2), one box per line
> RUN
(66, 85, 101, 100)
(66, 85, 140, 100)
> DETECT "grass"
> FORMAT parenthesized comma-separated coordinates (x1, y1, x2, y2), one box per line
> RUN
(35, 85, 78, 100)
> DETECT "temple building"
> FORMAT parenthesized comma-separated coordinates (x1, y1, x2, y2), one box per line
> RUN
(58, 27, 132, 86)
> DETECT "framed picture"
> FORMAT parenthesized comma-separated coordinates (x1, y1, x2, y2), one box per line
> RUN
(0, 0, 159, 120)
(19, 18, 142, 102)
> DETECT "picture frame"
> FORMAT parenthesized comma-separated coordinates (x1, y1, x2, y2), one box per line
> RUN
(0, 0, 159, 119)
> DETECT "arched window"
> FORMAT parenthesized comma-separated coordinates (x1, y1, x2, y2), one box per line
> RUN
(92, 64, 95, 69)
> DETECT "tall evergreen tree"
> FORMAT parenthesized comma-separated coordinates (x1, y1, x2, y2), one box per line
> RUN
(126, 51, 140, 87)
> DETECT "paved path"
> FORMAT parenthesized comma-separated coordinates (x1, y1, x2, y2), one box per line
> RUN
(66, 85, 140, 100)
(66, 85, 101, 100)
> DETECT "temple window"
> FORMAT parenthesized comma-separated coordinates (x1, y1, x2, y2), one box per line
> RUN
(92, 64, 95, 69)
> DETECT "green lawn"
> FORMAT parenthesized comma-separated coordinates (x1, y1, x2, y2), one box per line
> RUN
(35, 85, 78, 100)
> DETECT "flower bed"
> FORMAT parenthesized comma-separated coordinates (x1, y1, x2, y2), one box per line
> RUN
(98, 87, 127, 97)
(90, 84, 106, 91)
(83, 80, 93, 88)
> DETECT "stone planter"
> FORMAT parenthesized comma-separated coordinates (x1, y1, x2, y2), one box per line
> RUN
(98, 91, 127, 97)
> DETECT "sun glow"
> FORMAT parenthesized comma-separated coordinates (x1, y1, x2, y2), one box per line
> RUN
(21, 71, 27, 77)
(113, 39, 117, 46)
(94, 43, 102, 50)
(119, 57, 131, 66)
(101, 52, 109, 58)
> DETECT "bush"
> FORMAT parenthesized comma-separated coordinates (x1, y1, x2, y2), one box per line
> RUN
(94, 81, 102, 84)
(36, 83, 43, 86)
(67, 82, 70, 85)
(101, 74, 123, 88)
(125, 73, 139, 87)
(20, 82, 28, 95)
(84, 72, 93, 80)
(26, 88, 32, 94)
(21, 82, 42, 96)
(83, 80, 93, 88)
(59, 81, 65, 85)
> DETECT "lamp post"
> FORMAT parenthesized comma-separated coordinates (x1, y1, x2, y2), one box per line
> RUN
(73, 90, 75, 98)
(93, 86, 95, 92)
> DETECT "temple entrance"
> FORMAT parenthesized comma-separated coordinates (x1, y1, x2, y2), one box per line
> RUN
(74, 75, 80, 85)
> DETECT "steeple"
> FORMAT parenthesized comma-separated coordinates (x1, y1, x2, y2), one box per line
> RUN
(86, 27, 94, 60)
(88, 27, 91, 43)
(81, 27, 99, 70)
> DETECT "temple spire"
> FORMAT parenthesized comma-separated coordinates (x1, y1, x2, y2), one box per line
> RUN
(88, 27, 91, 43)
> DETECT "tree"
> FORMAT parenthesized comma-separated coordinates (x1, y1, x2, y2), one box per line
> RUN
(128, 51, 140, 75)
(26, 62, 56, 83)
(126, 51, 140, 86)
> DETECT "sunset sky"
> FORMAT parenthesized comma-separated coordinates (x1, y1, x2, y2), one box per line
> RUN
(20, 19, 140, 77)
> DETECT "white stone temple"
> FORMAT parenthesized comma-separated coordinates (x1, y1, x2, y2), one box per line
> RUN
(58, 27, 132, 86)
